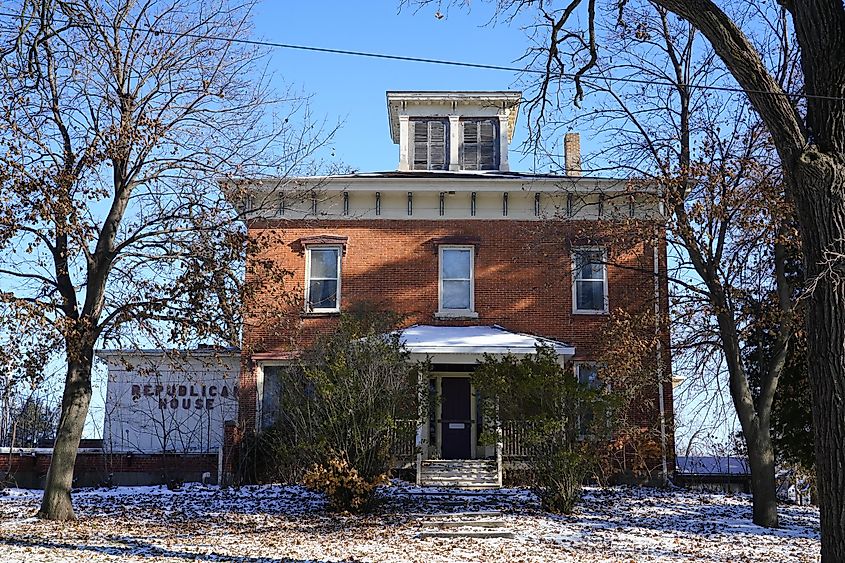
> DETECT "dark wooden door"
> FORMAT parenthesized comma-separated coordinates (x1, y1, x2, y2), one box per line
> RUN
(440, 378, 472, 459)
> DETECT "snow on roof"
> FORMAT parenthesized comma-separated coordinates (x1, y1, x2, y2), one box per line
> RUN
(676, 456, 750, 475)
(398, 325, 575, 356)
(95, 347, 240, 361)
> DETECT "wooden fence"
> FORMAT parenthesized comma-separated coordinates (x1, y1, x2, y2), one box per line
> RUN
(502, 420, 569, 459)
(389, 418, 417, 459)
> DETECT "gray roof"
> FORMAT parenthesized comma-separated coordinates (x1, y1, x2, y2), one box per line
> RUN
(676, 456, 750, 475)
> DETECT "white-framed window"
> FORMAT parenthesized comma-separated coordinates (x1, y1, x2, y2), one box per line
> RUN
(572, 247, 608, 314)
(438, 245, 475, 315)
(460, 118, 498, 170)
(411, 118, 448, 170)
(304, 245, 342, 313)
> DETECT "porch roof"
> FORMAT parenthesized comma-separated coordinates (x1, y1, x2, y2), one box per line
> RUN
(399, 324, 575, 362)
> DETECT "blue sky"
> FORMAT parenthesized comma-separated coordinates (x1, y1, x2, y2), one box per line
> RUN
(251, 1, 544, 172)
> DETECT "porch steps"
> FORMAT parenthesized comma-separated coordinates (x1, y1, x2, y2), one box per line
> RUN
(419, 459, 500, 489)
(415, 510, 514, 539)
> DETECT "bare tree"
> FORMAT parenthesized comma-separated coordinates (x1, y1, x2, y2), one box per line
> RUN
(0, 0, 332, 520)
(1, 305, 61, 447)
(569, 1, 799, 528)
(409, 0, 844, 555)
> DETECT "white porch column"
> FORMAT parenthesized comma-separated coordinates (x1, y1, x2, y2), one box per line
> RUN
(415, 369, 427, 485)
(495, 401, 503, 486)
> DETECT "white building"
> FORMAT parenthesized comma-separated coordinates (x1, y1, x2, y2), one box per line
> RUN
(98, 348, 239, 454)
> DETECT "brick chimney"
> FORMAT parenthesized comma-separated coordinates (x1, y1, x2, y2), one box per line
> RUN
(564, 132, 581, 176)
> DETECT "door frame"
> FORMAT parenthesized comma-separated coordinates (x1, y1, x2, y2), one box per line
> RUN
(433, 374, 477, 459)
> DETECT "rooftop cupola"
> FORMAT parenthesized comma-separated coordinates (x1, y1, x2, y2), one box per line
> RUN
(386, 91, 521, 172)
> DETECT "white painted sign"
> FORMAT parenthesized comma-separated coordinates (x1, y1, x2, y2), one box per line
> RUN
(98, 349, 239, 454)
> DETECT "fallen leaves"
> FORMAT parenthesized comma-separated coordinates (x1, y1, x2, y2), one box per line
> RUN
(0, 483, 821, 562)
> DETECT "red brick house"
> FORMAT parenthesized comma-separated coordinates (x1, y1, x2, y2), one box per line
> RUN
(236, 91, 674, 487)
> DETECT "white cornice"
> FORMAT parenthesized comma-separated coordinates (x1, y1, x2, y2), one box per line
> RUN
(386, 91, 522, 143)
(249, 174, 647, 194)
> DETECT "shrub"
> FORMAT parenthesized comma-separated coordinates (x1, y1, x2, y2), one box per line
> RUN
(303, 454, 389, 513)
(595, 426, 664, 485)
(237, 426, 306, 485)
(473, 346, 615, 513)
(239, 310, 426, 487)
(532, 448, 593, 514)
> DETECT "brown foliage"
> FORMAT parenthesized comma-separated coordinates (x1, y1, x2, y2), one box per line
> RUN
(302, 455, 389, 513)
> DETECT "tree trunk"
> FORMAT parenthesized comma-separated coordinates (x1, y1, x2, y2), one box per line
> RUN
(710, 305, 781, 529)
(791, 152, 845, 561)
(745, 426, 779, 528)
(36, 340, 94, 521)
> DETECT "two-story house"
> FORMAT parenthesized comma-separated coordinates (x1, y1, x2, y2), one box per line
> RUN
(235, 91, 674, 487)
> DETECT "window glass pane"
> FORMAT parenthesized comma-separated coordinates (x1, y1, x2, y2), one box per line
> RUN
(260, 366, 283, 429)
(308, 279, 337, 309)
(442, 249, 471, 279)
(309, 248, 338, 278)
(578, 407, 594, 436)
(577, 365, 601, 435)
(575, 250, 604, 280)
(578, 365, 601, 389)
(442, 280, 471, 309)
(576, 280, 605, 311)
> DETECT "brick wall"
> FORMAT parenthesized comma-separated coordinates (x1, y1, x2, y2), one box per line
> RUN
(0, 451, 218, 488)
(239, 218, 674, 467)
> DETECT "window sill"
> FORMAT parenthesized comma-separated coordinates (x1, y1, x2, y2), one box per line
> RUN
(572, 310, 609, 316)
(301, 310, 341, 318)
(434, 311, 479, 320)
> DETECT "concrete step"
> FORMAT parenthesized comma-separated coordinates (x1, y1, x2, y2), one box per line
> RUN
(418, 479, 498, 483)
(422, 460, 496, 466)
(409, 511, 503, 517)
(420, 484, 499, 489)
(421, 465, 497, 470)
(420, 474, 498, 479)
(419, 476, 499, 482)
(419, 458, 500, 489)
(417, 530, 515, 539)
(414, 508, 514, 539)
(427, 519, 507, 528)
(420, 476, 498, 482)
(421, 468, 495, 472)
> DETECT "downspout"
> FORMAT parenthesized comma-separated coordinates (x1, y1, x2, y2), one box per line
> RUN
(654, 228, 669, 485)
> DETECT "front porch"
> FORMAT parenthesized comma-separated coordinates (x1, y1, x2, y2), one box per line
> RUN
(391, 325, 575, 488)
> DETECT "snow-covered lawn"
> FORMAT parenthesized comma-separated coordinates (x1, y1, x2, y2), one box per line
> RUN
(0, 482, 819, 562)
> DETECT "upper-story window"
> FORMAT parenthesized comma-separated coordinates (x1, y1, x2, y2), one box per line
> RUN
(460, 118, 498, 170)
(438, 245, 475, 315)
(572, 247, 608, 314)
(305, 245, 342, 312)
(412, 119, 448, 170)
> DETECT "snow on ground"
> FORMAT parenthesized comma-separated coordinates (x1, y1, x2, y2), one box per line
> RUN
(0, 482, 820, 562)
